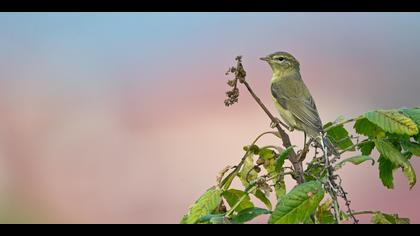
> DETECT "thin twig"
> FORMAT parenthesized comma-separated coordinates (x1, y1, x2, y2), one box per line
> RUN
(324, 116, 363, 132)
(351, 210, 377, 216)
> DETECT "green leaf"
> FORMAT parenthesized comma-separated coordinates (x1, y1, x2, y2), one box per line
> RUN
(254, 189, 272, 210)
(274, 172, 286, 200)
(239, 154, 258, 187)
(263, 158, 276, 174)
(403, 164, 417, 190)
(358, 140, 375, 156)
(415, 134, 420, 143)
(400, 108, 420, 128)
(375, 139, 417, 189)
(232, 207, 271, 224)
(275, 146, 294, 173)
(340, 211, 349, 222)
(334, 155, 375, 170)
(324, 122, 354, 150)
(248, 144, 260, 154)
(258, 148, 275, 160)
(316, 199, 335, 224)
(223, 189, 254, 213)
(181, 187, 223, 224)
(378, 155, 397, 189)
(365, 110, 418, 136)
(195, 214, 230, 224)
(353, 118, 386, 138)
(304, 161, 326, 182)
(371, 212, 410, 224)
(333, 115, 347, 124)
(401, 139, 420, 156)
(268, 181, 325, 224)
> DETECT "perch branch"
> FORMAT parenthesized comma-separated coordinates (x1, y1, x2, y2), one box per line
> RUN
(225, 56, 305, 184)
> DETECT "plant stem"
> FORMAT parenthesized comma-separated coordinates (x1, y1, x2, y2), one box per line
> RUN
(220, 130, 283, 190)
(351, 210, 377, 216)
(241, 79, 305, 184)
(225, 185, 257, 217)
(324, 115, 363, 132)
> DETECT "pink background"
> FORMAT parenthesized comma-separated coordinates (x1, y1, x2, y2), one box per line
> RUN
(0, 13, 419, 223)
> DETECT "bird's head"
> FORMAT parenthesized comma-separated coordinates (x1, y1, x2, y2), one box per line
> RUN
(260, 51, 300, 74)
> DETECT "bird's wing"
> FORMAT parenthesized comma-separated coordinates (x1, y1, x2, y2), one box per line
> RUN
(271, 75, 323, 134)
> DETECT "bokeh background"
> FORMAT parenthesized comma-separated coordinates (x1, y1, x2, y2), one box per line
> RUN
(0, 13, 419, 224)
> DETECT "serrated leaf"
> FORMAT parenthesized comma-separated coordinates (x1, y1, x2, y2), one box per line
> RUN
(400, 108, 420, 128)
(375, 139, 416, 189)
(254, 189, 272, 210)
(353, 118, 386, 138)
(365, 110, 418, 136)
(268, 181, 325, 224)
(181, 187, 222, 224)
(324, 122, 354, 150)
(371, 212, 410, 224)
(232, 207, 271, 224)
(378, 155, 396, 189)
(403, 164, 417, 190)
(223, 189, 254, 213)
(239, 154, 258, 187)
(358, 140, 375, 155)
(316, 199, 335, 224)
(334, 155, 375, 170)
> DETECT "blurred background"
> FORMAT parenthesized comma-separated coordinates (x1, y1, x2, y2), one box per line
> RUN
(0, 13, 419, 224)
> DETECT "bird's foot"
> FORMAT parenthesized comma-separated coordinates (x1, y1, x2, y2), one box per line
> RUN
(270, 118, 283, 129)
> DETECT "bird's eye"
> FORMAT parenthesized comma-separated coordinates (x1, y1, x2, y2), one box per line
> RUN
(277, 57, 284, 61)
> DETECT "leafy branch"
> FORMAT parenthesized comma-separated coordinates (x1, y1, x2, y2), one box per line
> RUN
(181, 56, 420, 224)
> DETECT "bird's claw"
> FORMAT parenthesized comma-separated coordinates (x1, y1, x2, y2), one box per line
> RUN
(270, 118, 282, 129)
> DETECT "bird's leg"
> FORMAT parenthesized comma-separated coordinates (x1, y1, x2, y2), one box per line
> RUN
(297, 132, 307, 157)
(270, 117, 281, 128)
(270, 117, 294, 132)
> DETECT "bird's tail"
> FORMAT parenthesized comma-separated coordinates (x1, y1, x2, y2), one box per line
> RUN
(321, 135, 340, 158)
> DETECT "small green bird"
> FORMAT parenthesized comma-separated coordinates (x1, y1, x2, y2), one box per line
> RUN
(260, 51, 339, 156)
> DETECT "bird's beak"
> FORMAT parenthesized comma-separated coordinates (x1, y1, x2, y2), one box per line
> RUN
(260, 56, 269, 61)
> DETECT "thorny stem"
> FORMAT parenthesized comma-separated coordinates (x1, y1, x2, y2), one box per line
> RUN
(320, 141, 341, 224)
